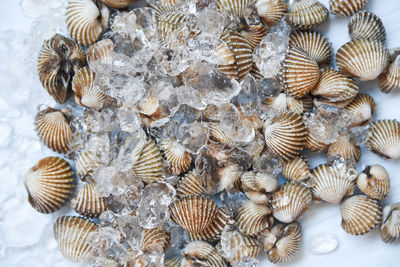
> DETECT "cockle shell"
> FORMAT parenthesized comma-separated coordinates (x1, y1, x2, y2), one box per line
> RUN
(289, 30, 332, 66)
(71, 182, 107, 218)
(271, 183, 312, 223)
(340, 195, 382, 235)
(280, 46, 320, 98)
(266, 222, 301, 263)
(235, 200, 273, 236)
(327, 134, 361, 162)
(160, 139, 192, 175)
(215, 0, 253, 17)
(336, 39, 389, 81)
(381, 203, 400, 243)
(264, 93, 306, 114)
(53, 216, 98, 262)
(87, 39, 114, 70)
(24, 157, 74, 214)
(37, 34, 86, 103)
(140, 227, 171, 253)
(164, 257, 182, 267)
(176, 171, 206, 196)
(357, 165, 390, 200)
(181, 241, 226, 267)
(151, 5, 187, 41)
(281, 156, 311, 183)
(310, 163, 356, 204)
(263, 112, 308, 161)
(208, 122, 231, 144)
(239, 24, 268, 51)
(305, 123, 329, 152)
(256, 0, 288, 27)
(189, 208, 232, 242)
(330, 0, 368, 17)
(138, 95, 167, 127)
(348, 11, 386, 43)
(365, 120, 400, 160)
(344, 93, 376, 127)
(379, 53, 400, 94)
(35, 107, 72, 154)
(287, 0, 329, 30)
(241, 171, 279, 204)
(132, 139, 163, 183)
(100, 0, 136, 8)
(66, 0, 110, 46)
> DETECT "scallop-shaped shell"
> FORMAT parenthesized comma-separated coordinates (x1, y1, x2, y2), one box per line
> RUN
(357, 165, 390, 200)
(176, 171, 206, 196)
(241, 171, 279, 193)
(132, 139, 163, 183)
(311, 164, 356, 204)
(66, 0, 110, 46)
(264, 112, 308, 161)
(282, 156, 311, 183)
(336, 39, 389, 81)
(189, 208, 232, 242)
(287, 0, 329, 30)
(24, 157, 74, 214)
(169, 196, 219, 234)
(344, 94, 376, 127)
(235, 200, 273, 236)
(87, 39, 114, 69)
(271, 183, 312, 223)
(75, 136, 108, 180)
(348, 11, 386, 43)
(305, 125, 328, 152)
(289, 30, 332, 66)
(35, 107, 72, 154)
(71, 182, 107, 218)
(100, 0, 135, 8)
(268, 222, 301, 264)
(181, 241, 226, 267)
(312, 68, 359, 107)
(72, 66, 107, 110)
(365, 120, 400, 160)
(160, 139, 192, 175)
(379, 54, 400, 94)
(381, 203, 400, 243)
(280, 46, 320, 98)
(152, 5, 187, 41)
(330, 0, 367, 17)
(340, 195, 382, 235)
(138, 95, 167, 127)
(264, 93, 305, 114)
(240, 24, 268, 51)
(53, 216, 97, 262)
(215, 0, 253, 17)
(327, 134, 361, 162)
(209, 123, 231, 144)
(164, 257, 182, 267)
(141, 227, 170, 253)
(256, 0, 287, 27)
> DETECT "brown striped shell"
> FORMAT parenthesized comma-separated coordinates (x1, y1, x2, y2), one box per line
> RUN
(365, 120, 400, 160)
(215, 0, 253, 17)
(71, 182, 107, 218)
(287, 0, 329, 30)
(235, 200, 273, 236)
(100, 0, 136, 8)
(305, 124, 329, 152)
(327, 134, 362, 162)
(348, 11, 386, 43)
(256, 0, 288, 27)
(357, 165, 390, 201)
(264, 93, 306, 114)
(239, 24, 268, 51)
(151, 5, 187, 41)
(140, 227, 171, 253)
(208, 122, 231, 144)
(138, 95, 167, 128)
(379, 53, 400, 94)
(189, 208, 232, 242)
(160, 139, 192, 175)
(181, 241, 226, 267)
(241, 171, 279, 204)
(87, 39, 114, 70)
(176, 171, 206, 197)
(53, 216, 98, 262)
(344, 94, 376, 127)
(281, 156, 311, 183)
(381, 203, 400, 243)
(330, 0, 368, 17)
(164, 257, 182, 267)
(24, 157, 75, 214)
(132, 139, 163, 183)
(340, 195, 382, 235)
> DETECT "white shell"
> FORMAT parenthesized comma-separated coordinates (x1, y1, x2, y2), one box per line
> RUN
(381, 203, 400, 243)
(160, 139, 192, 175)
(365, 120, 400, 160)
(356, 165, 390, 200)
(235, 200, 273, 236)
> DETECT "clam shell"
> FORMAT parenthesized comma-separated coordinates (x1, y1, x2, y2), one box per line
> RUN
(256, 0, 287, 27)
(138, 95, 167, 127)
(100, 0, 136, 8)
(263, 112, 308, 161)
(66, 0, 110, 46)
(160, 139, 192, 175)
(24, 157, 74, 214)
(241, 171, 278, 204)
(341, 195, 382, 235)
(71, 182, 107, 218)
(330, 0, 368, 17)
(53, 216, 98, 262)
(240, 24, 268, 51)
(152, 5, 187, 41)
(132, 139, 163, 183)
(215, 0, 253, 17)
(344, 93, 376, 127)
(381, 203, 400, 243)
(287, 0, 329, 30)
(357, 165, 390, 200)
(379, 54, 400, 94)
(164, 257, 182, 267)
(282, 156, 311, 183)
(141, 227, 170, 253)
(327, 134, 361, 162)
(181, 241, 226, 267)
(189, 208, 232, 242)
(208, 122, 231, 144)
(365, 120, 400, 160)
(289, 30, 332, 66)
(336, 39, 389, 81)
(267, 222, 301, 264)
(87, 39, 114, 69)
(235, 200, 273, 236)
(35, 107, 72, 154)
(271, 183, 312, 223)
(305, 126, 328, 152)
(349, 11, 386, 43)
(264, 93, 306, 114)
(176, 171, 206, 197)
(280, 46, 320, 98)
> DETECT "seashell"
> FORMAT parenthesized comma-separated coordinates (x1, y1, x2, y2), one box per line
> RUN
(66, 0, 110, 46)
(169, 196, 219, 234)
(138, 95, 167, 128)
(100, 0, 136, 8)
(330, 0, 368, 17)
(35, 107, 72, 154)
(132, 139, 163, 183)
(280, 46, 320, 98)
(160, 139, 192, 175)
(289, 30, 332, 66)
(310, 163, 356, 204)
(181, 241, 226, 267)
(72, 66, 107, 110)
(357, 165, 390, 200)
(189, 208, 232, 242)
(263, 112, 308, 161)
(311, 68, 359, 107)
(340, 195, 382, 235)
(235, 200, 273, 236)
(53, 216, 98, 262)
(151, 5, 187, 41)
(37, 34, 86, 103)
(208, 122, 231, 144)
(239, 24, 268, 51)
(271, 183, 312, 223)
(381, 203, 400, 243)
(176, 171, 206, 197)
(379, 53, 400, 94)
(281, 156, 311, 183)
(24, 157, 74, 214)
(215, 0, 253, 17)
(87, 39, 114, 69)
(348, 11, 386, 43)
(287, 0, 329, 30)
(264, 93, 305, 114)
(164, 257, 182, 267)
(336, 39, 389, 81)
(141, 227, 170, 253)
(241, 171, 279, 204)
(256, 0, 287, 27)
(267, 222, 301, 263)
(71, 182, 107, 218)
(365, 120, 400, 160)
(327, 134, 361, 162)
(344, 94, 376, 127)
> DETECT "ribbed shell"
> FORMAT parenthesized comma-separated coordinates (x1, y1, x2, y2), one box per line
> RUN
(282, 156, 311, 183)
(71, 182, 107, 217)
(327, 134, 361, 162)
(100, 0, 135, 8)
(209, 123, 231, 144)
(268, 222, 302, 264)
(240, 25, 268, 51)
(215, 0, 253, 17)
(289, 30, 332, 66)
(66, 0, 109, 46)
(271, 183, 312, 223)
(280, 46, 320, 98)
(53, 216, 98, 262)
(256, 0, 288, 27)
(348, 11, 386, 43)
(24, 157, 74, 214)
(340, 195, 382, 235)
(311, 164, 356, 204)
(181, 241, 226, 267)
(189, 208, 232, 242)
(264, 93, 305, 114)
(330, 0, 367, 17)
(87, 39, 114, 68)
(365, 120, 400, 160)
(336, 39, 389, 81)
(287, 0, 329, 30)
(241, 171, 279, 193)
(305, 127, 328, 152)
(344, 94, 376, 127)
(379, 54, 400, 94)
(263, 112, 308, 161)
(176, 172, 206, 196)
(235, 200, 273, 236)
(35, 107, 72, 154)
(381, 203, 400, 243)
(132, 139, 163, 183)
(357, 165, 390, 200)
(160, 139, 192, 175)
(141, 227, 171, 253)
(219, 229, 261, 264)
(164, 257, 182, 267)
(152, 5, 187, 41)
(75, 136, 108, 180)
(138, 96, 167, 128)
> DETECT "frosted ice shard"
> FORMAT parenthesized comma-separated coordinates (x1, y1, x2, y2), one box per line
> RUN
(309, 233, 338, 255)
